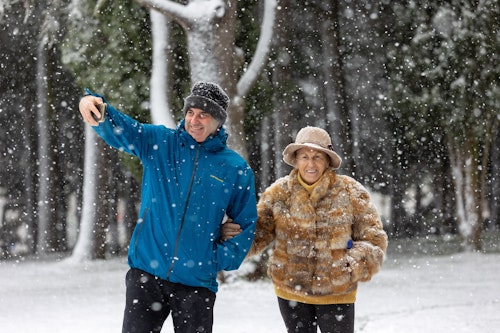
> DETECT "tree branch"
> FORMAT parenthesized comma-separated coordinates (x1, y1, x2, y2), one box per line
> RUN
(135, 0, 226, 28)
(237, 0, 277, 97)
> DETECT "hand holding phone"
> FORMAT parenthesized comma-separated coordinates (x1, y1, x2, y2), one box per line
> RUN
(92, 103, 107, 123)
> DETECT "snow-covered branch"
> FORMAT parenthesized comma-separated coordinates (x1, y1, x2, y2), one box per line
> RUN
(135, 0, 226, 27)
(149, 10, 176, 128)
(237, 0, 277, 97)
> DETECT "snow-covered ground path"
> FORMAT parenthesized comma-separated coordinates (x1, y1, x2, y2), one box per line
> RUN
(0, 251, 498, 332)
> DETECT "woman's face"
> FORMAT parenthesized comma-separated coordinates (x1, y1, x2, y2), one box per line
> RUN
(295, 148, 329, 185)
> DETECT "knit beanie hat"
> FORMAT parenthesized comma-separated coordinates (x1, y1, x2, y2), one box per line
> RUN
(283, 126, 342, 169)
(183, 81, 229, 125)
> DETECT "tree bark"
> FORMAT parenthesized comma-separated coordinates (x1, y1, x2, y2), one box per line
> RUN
(69, 126, 98, 262)
(150, 10, 176, 128)
(319, 0, 355, 176)
(36, 32, 59, 254)
(448, 137, 483, 251)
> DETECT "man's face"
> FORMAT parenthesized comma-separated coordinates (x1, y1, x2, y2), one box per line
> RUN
(184, 108, 220, 143)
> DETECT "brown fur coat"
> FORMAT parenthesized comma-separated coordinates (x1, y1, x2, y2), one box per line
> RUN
(249, 168, 388, 297)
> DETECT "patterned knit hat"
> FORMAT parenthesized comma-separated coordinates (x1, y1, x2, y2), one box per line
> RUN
(183, 81, 229, 124)
(283, 126, 342, 169)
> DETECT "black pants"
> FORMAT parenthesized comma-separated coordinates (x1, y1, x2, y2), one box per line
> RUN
(122, 268, 216, 333)
(278, 297, 355, 333)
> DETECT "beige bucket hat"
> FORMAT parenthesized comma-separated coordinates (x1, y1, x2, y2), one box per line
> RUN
(282, 126, 342, 169)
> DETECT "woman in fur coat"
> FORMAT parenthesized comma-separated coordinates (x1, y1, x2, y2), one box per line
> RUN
(223, 126, 388, 333)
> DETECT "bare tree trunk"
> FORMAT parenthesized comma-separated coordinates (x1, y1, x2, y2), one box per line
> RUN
(53, 122, 68, 252)
(93, 141, 114, 259)
(388, 123, 409, 238)
(259, 115, 275, 191)
(150, 10, 176, 128)
(36, 34, 58, 254)
(69, 126, 98, 262)
(491, 125, 500, 230)
(23, 105, 38, 254)
(448, 138, 483, 251)
(319, 0, 355, 176)
(135, 0, 276, 159)
(35, 0, 70, 255)
(474, 115, 497, 248)
(270, 0, 294, 179)
(434, 157, 456, 235)
(183, 0, 245, 152)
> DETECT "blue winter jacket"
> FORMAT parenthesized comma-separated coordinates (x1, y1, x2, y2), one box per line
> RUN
(89, 92, 257, 293)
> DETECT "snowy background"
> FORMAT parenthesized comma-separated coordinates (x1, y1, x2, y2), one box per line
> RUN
(1, 241, 499, 333)
(1, 2, 498, 332)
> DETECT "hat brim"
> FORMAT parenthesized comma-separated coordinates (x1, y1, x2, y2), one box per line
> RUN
(283, 143, 342, 169)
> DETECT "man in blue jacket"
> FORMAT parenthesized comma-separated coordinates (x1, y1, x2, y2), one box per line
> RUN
(79, 82, 257, 333)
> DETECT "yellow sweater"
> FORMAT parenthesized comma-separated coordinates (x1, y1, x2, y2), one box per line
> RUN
(275, 285, 357, 305)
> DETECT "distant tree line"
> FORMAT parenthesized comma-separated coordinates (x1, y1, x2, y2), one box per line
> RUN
(0, 0, 498, 260)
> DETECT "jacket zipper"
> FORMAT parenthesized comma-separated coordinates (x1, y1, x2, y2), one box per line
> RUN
(166, 144, 200, 279)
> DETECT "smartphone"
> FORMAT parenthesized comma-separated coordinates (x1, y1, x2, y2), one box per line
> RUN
(93, 103, 107, 123)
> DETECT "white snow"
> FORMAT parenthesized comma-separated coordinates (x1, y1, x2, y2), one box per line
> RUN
(0, 251, 499, 332)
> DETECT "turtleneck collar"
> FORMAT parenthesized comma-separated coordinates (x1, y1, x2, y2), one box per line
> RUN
(298, 173, 321, 194)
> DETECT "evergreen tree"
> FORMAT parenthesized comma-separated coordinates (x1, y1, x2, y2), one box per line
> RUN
(385, 0, 499, 249)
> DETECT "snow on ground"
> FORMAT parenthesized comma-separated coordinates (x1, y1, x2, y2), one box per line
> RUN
(0, 251, 499, 333)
